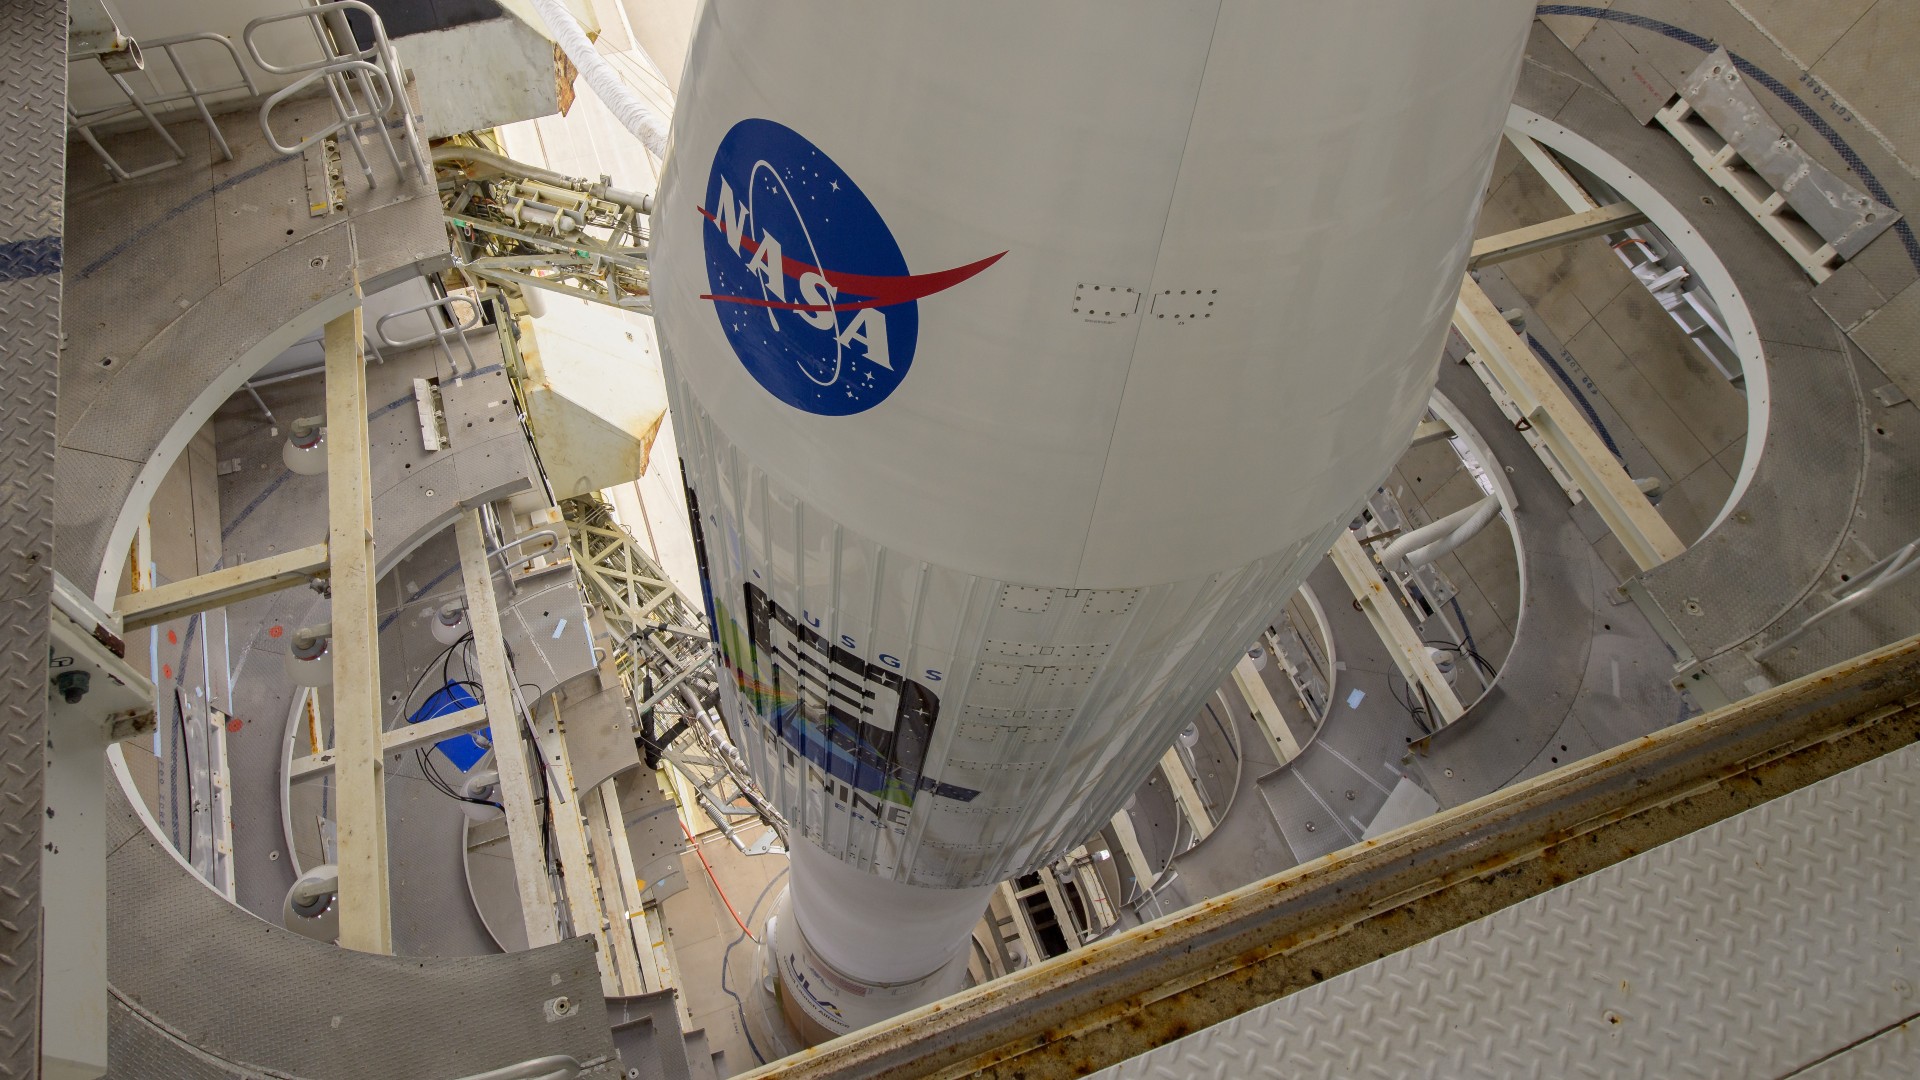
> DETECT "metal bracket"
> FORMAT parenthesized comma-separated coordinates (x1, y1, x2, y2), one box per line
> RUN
(45, 574, 154, 1080)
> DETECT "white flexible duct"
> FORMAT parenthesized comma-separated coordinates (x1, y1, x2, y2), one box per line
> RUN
(1380, 493, 1502, 571)
(528, 0, 671, 160)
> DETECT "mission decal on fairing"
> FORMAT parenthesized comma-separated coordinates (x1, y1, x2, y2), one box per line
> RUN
(698, 118, 1004, 415)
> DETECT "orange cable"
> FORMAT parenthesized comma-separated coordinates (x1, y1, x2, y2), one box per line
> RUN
(680, 817, 760, 944)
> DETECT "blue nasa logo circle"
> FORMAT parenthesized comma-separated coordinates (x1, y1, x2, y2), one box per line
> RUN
(701, 119, 916, 416)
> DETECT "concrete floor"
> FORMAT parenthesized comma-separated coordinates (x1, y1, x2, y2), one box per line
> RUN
(660, 822, 788, 1076)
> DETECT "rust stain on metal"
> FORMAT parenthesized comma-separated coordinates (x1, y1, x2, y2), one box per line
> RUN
(731, 637, 1920, 1080)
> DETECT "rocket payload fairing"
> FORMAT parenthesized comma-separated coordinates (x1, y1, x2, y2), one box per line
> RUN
(653, 1, 1535, 1038)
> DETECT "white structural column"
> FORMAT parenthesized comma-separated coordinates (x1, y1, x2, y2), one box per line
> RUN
(1453, 274, 1685, 571)
(1330, 531, 1466, 728)
(323, 306, 391, 954)
(455, 509, 562, 947)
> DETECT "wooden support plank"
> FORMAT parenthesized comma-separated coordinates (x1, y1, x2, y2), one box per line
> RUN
(324, 305, 391, 955)
(585, 781, 647, 995)
(1408, 418, 1454, 447)
(115, 542, 329, 632)
(457, 509, 562, 947)
(1454, 274, 1685, 570)
(1158, 746, 1215, 843)
(1330, 530, 1466, 728)
(1231, 658, 1301, 764)
(1467, 202, 1648, 268)
(1038, 868, 1083, 952)
(289, 705, 489, 782)
(533, 695, 626, 995)
(997, 881, 1043, 968)
(1108, 811, 1154, 896)
(1504, 127, 1598, 212)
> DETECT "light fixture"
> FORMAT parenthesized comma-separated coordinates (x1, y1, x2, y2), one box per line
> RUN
(428, 600, 469, 645)
(285, 622, 333, 687)
(281, 864, 339, 943)
(282, 415, 327, 476)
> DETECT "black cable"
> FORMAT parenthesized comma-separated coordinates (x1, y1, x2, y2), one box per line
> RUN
(173, 688, 195, 865)
(414, 745, 503, 811)
(1423, 638, 1498, 679)
(1387, 672, 1432, 735)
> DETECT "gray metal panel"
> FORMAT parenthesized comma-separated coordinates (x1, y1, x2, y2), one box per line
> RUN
(55, 110, 447, 599)
(608, 991, 694, 1080)
(106, 783, 618, 1079)
(106, 997, 251, 1080)
(1524, 81, 1884, 691)
(0, 1, 65, 1073)
(1529, 6, 1920, 695)
(1097, 738, 1920, 1080)
(1412, 343, 1681, 805)
(368, 364, 535, 573)
(1674, 47, 1899, 259)
(502, 576, 600, 700)
(1854, 279, 1920, 407)
(561, 684, 640, 797)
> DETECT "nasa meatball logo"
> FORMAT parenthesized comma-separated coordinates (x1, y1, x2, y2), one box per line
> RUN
(699, 119, 1004, 416)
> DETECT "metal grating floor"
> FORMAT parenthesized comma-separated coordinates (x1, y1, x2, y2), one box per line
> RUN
(1097, 739, 1920, 1079)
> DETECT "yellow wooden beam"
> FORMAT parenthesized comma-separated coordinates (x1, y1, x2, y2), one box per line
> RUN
(116, 542, 328, 632)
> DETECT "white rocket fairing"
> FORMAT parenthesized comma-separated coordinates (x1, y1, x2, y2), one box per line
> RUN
(653, 1, 1534, 1038)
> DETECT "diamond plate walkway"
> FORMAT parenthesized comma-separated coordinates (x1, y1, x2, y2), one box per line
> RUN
(1100, 733, 1920, 1079)
(0, 1, 66, 1074)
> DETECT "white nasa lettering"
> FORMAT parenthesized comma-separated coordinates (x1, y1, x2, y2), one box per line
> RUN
(713, 178, 749, 255)
(797, 271, 836, 330)
(836, 307, 890, 369)
(745, 230, 787, 301)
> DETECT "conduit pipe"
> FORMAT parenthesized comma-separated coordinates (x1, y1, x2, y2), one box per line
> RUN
(528, 0, 670, 160)
(1380, 493, 1502, 571)
(434, 144, 658, 215)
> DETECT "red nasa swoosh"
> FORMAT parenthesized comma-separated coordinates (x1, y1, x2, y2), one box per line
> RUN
(697, 205, 1005, 312)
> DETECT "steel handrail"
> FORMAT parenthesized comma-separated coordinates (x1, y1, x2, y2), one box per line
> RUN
(255, 59, 392, 156)
(241, 1, 394, 76)
(375, 295, 484, 378)
(243, 2, 429, 186)
(1755, 538, 1920, 662)
(68, 32, 258, 180)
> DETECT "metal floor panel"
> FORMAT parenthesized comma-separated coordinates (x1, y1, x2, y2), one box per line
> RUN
(0, 1, 65, 1074)
(105, 779, 618, 1078)
(55, 111, 447, 605)
(1413, 344, 1681, 805)
(1096, 738, 1920, 1080)
(1521, 11, 1920, 698)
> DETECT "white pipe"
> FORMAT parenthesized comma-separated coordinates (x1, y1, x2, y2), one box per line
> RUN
(528, 0, 669, 160)
(1381, 494, 1502, 571)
